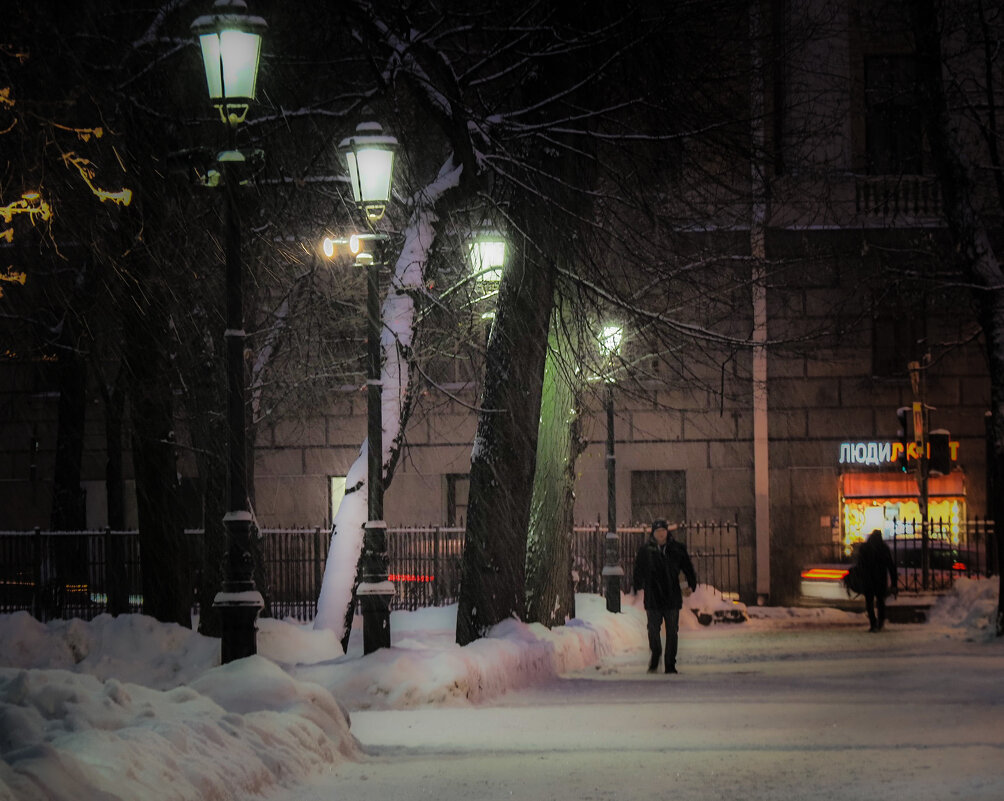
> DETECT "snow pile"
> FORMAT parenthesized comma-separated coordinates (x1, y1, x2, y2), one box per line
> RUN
(0, 594, 649, 800)
(288, 594, 650, 709)
(0, 612, 219, 689)
(927, 576, 1000, 639)
(0, 657, 356, 801)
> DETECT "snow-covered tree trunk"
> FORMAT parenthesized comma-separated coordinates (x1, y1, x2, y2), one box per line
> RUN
(313, 160, 464, 647)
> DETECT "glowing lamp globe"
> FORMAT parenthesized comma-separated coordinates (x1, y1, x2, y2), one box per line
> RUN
(467, 234, 507, 285)
(338, 122, 399, 223)
(192, 0, 266, 125)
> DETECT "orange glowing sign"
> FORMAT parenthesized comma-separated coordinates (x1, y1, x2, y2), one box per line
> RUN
(800, 568, 849, 581)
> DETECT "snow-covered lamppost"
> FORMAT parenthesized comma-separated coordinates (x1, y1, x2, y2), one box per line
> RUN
(338, 122, 399, 654)
(191, 0, 266, 663)
(599, 324, 624, 613)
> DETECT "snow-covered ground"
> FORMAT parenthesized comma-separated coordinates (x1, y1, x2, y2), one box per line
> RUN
(1, 580, 1000, 800)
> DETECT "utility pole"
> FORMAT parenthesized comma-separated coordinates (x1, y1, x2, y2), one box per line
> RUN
(909, 356, 931, 590)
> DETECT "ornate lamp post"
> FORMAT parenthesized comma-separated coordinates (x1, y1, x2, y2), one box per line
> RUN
(338, 122, 399, 654)
(191, 0, 266, 663)
(599, 324, 624, 613)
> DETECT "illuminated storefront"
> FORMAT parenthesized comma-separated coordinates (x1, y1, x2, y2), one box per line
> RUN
(838, 439, 965, 555)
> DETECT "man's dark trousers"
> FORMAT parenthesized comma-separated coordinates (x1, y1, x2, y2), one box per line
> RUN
(647, 607, 680, 670)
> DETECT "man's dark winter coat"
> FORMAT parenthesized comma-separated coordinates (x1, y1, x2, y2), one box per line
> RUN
(857, 530, 898, 598)
(633, 537, 698, 610)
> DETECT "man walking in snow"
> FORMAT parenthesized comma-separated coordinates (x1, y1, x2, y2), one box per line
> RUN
(855, 528, 898, 632)
(633, 519, 698, 674)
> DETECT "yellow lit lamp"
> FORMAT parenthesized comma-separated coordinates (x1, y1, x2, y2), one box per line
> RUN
(192, 0, 266, 126)
(338, 122, 399, 225)
(322, 233, 382, 262)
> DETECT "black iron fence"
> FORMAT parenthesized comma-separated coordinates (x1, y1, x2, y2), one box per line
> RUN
(805, 517, 998, 593)
(570, 521, 740, 601)
(884, 517, 996, 592)
(1, 521, 740, 623)
(0, 528, 143, 621)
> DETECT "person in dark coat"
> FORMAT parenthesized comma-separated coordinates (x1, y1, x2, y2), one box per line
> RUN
(633, 519, 698, 673)
(856, 528, 898, 632)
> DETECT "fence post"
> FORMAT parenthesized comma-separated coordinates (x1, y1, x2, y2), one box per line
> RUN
(106, 527, 128, 616)
(32, 527, 44, 621)
(313, 528, 322, 618)
(433, 526, 440, 607)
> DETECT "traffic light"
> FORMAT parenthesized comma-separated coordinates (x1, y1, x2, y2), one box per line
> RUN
(895, 406, 910, 472)
(929, 429, 952, 476)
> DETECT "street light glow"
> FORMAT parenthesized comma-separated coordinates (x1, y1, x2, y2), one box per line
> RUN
(197, 29, 262, 101)
(321, 233, 367, 260)
(192, 0, 267, 125)
(339, 122, 398, 223)
(468, 238, 506, 284)
(600, 325, 623, 357)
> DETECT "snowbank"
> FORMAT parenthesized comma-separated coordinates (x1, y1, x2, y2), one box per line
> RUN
(0, 657, 356, 801)
(927, 576, 1000, 639)
(0, 581, 998, 800)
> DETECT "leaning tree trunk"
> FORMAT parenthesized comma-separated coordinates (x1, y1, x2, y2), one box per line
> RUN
(525, 291, 587, 626)
(911, 0, 1004, 636)
(454, 0, 600, 642)
(456, 238, 556, 645)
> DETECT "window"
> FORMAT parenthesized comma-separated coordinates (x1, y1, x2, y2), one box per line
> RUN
(630, 470, 687, 525)
(445, 474, 469, 526)
(329, 476, 346, 526)
(864, 55, 923, 175)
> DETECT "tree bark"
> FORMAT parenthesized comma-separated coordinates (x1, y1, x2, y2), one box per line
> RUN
(50, 314, 87, 533)
(456, 239, 556, 645)
(124, 274, 190, 627)
(525, 292, 586, 626)
(100, 366, 128, 616)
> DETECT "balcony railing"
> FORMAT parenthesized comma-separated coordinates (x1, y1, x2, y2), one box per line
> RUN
(855, 175, 942, 219)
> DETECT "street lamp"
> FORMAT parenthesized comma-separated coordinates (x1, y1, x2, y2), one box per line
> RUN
(467, 231, 507, 319)
(338, 122, 399, 654)
(192, 0, 266, 128)
(598, 324, 624, 613)
(192, 0, 266, 664)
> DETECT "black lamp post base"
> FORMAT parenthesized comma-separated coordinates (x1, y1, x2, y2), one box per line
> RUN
(603, 531, 623, 613)
(359, 589, 393, 654)
(215, 589, 264, 663)
(603, 575, 622, 613)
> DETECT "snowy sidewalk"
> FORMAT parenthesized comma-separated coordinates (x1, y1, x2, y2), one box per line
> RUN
(1, 580, 1000, 800)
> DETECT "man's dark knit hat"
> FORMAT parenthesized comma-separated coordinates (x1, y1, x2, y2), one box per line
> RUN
(651, 518, 669, 533)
